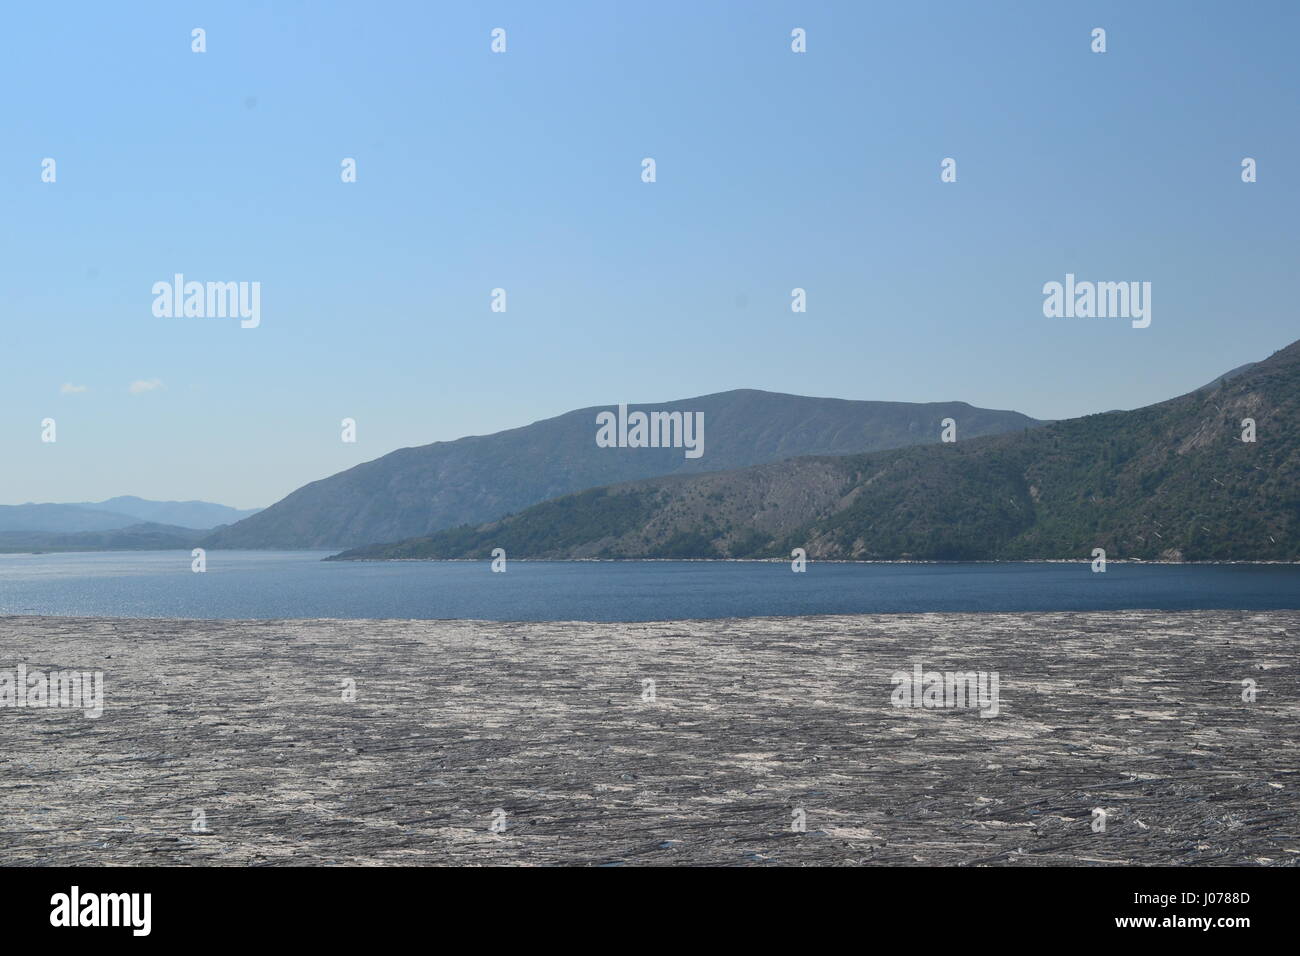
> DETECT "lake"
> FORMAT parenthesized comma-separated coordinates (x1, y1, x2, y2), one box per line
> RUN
(0, 551, 1296, 620)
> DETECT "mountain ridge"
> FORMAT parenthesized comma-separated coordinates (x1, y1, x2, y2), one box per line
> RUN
(204, 389, 1043, 550)
(0, 522, 202, 554)
(0, 498, 258, 534)
(73, 496, 261, 530)
(332, 339, 1300, 563)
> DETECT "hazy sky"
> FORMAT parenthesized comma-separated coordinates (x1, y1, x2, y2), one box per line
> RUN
(3, 0, 1296, 509)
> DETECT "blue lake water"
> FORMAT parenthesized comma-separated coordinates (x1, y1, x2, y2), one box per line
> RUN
(0, 551, 1296, 621)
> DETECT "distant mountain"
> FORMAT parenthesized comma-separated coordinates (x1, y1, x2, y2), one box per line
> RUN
(333, 339, 1300, 563)
(0, 498, 259, 535)
(71, 496, 261, 530)
(0, 522, 201, 554)
(204, 391, 1042, 550)
(0, 503, 141, 533)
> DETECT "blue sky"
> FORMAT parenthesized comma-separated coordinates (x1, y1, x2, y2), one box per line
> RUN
(2, 0, 1297, 509)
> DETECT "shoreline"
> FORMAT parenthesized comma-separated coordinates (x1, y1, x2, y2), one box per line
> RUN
(3, 548, 1298, 565)
(5, 603, 1300, 626)
(324, 555, 1300, 565)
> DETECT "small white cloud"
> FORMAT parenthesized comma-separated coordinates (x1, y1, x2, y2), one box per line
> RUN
(60, 383, 88, 394)
(128, 379, 164, 395)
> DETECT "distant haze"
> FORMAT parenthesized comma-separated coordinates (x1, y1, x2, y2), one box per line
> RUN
(0, 497, 259, 533)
